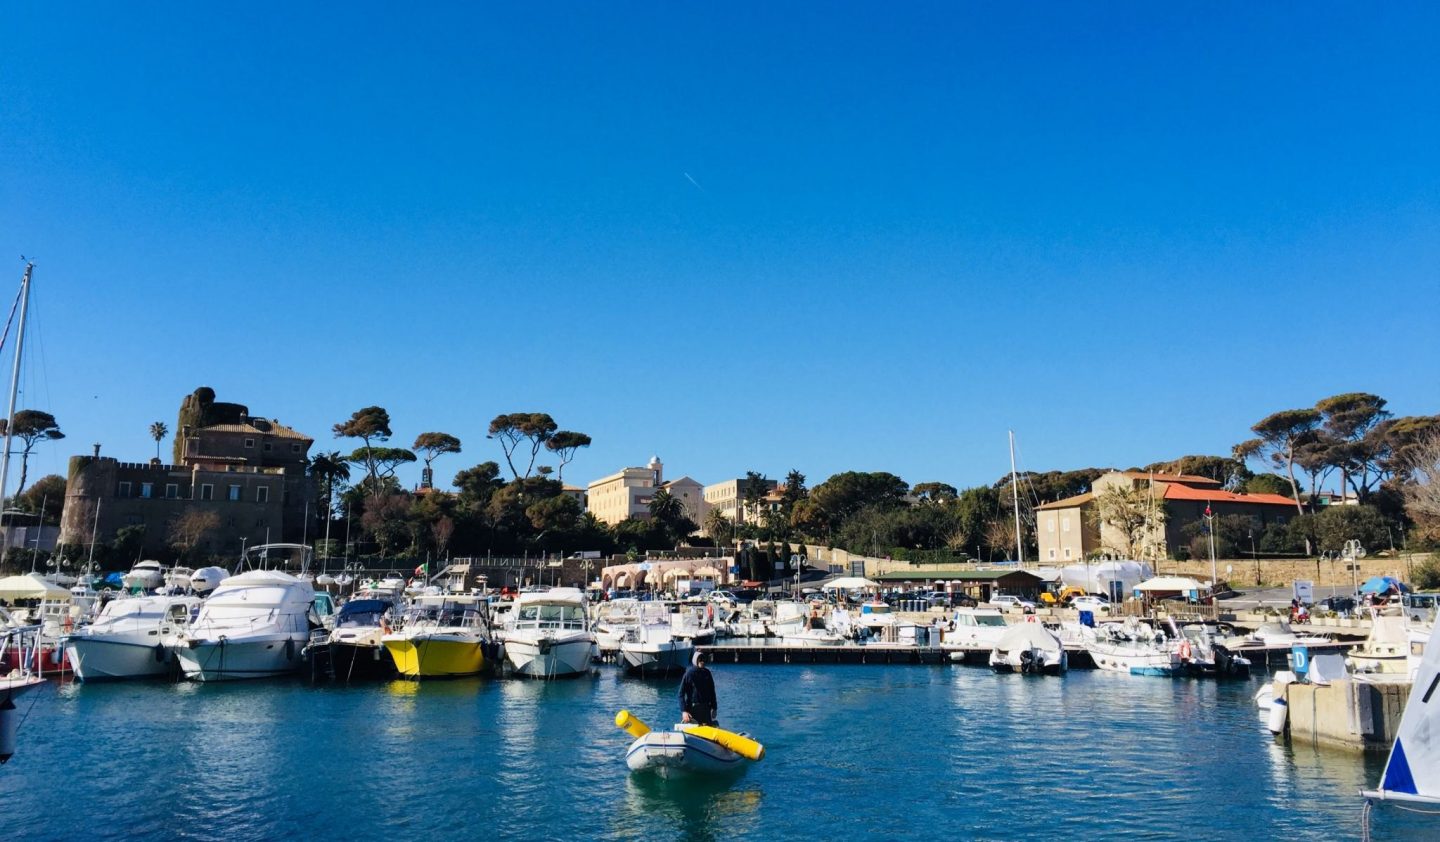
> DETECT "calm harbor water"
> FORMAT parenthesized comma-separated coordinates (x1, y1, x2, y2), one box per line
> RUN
(2, 665, 1424, 841)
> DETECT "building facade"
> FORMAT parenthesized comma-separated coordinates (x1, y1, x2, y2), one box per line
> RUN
(585, 457, 667, 526)
(702, 477, 778, 527)
(1035, 470, 1297, 563)
(58, 389, 314, 560)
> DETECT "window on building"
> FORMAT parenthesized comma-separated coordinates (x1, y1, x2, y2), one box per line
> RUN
(1048, 548, 1056, 560)
(118, 481, 132, 496)
(1062, 516, 1071, 533)
(1046, 516, 1055, 533)
(140, 482, 154, 498)
(165, 484, 179, 499)
(1064, 548, 1073, 559)
(263, 442, 272, 452)
(244, 438, 255, 449)
(200, 484, 214, 501)
(228, 484, 242, 501)
(256, 486, 269, 503)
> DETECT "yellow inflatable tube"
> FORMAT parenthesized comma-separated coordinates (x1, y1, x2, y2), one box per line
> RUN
(679, 724, 766, 762)
(615, 710, 651, 739)
(614, 710, 765, 762)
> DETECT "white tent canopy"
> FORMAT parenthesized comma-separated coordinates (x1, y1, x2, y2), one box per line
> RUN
(1060, 561, 1154, 596)
(822, 577, 881, 590)
(0, 573, 71, 601)
(1134, 576, 1208, 592)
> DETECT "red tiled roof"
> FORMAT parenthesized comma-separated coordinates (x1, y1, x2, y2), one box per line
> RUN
(1162, 485, 1295, 506)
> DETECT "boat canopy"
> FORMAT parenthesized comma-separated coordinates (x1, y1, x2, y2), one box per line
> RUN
(822, 577, 880, 591)
(0, 573, 71, 601)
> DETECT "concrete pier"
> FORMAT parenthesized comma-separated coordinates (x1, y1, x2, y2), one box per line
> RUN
(701, 644, 949, 665)
(1284, 679, 1411, 751)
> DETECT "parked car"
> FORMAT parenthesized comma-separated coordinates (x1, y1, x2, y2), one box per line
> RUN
(1071, 595, 1111, 614)
(1317, 595, 1356, 617)
(988, 594, 1036, 613)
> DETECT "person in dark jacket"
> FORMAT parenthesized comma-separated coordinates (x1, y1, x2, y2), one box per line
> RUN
(678, 651, 718, 726)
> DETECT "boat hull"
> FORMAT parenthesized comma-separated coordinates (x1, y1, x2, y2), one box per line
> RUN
(504, 636, 594, 678)
(382, 635, 484, 679)
(65, 636, 174, 681)
(1, 644, 72, 676)
(174, 635, 306, 681)
(328, 641, 399, 680)
(625, 730, 747, 777)
(620, 641, 694, 675)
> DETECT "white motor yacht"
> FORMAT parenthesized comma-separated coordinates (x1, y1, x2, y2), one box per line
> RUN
(64, 595, 199, 681)
(121, 560, 165, 591)
(594, 598, 643, 658)
(172, 570, 317, 681)
(500, 588, 596, 678)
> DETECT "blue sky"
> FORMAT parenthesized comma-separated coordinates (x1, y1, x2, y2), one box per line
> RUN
(1, 3, 1436, 495)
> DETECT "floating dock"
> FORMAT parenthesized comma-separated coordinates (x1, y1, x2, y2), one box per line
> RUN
(700, 644, 949, 665)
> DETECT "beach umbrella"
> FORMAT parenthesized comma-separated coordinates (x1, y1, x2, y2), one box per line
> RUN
(822, 576, 881, 590)
(1359, 576, 1407, 595)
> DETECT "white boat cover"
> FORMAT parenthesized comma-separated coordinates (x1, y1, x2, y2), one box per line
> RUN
(1367, 622, 1440, 803)
(994, 622, 1062, 654)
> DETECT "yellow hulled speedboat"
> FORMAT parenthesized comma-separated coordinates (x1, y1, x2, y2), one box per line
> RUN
(381, 595, 492, 679)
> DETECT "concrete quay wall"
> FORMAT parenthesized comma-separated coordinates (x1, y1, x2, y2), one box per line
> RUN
(1285, 680, 1411, 752)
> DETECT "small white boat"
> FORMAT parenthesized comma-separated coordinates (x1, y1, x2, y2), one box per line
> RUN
(501, 588, 596, 678)
(616, 710, 763, 777)
(620, 603, 693, 675)
(121, 561, 165, 591)
(989, 622, 1066, 674)
(594, 598, 644, 658)
(64, 595, 199, 681)
(780, 627, 847, 647)
(1241, 621, 1332, 648)
(1086, 623, 1181, 676)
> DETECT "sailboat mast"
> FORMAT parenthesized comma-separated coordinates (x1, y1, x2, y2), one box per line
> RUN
(1009, 430, 1024, 564)
(0, 263, 32, 521)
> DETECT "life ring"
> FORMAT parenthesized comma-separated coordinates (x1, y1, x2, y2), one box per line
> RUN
(62, 615, 74, 632)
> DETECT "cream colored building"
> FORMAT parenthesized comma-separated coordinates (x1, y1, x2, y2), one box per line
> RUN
(662, 476, 707, 525)
(586, 457, 665, 525)
(703, 477, 778, 527)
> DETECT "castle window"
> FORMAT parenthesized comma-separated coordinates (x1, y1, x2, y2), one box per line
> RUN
(228, 484, 242, 501)
(140, 482, 154, 499)
(256, 486, 269, 503)
(165, 484, 178, 499)
(263, 442, 272, 452)
(118, 481, 132, 497)
(244, 438, 255, 449)
(200, 484, 214, 501)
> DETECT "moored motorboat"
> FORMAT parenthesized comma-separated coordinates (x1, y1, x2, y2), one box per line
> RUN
(323, 597, 398, 680)
(620, 605, 693, 675)
(1084, 623, 1181, 676)
(64, 595, 199, 681)
(121, 561, 165, 592)
(989, 622, 1066, 674)
(500, 588, 595, 679)
(173, 569, 317, 681)
(616, 709, 763, 777)
(188, 566, 229, 594)
(381, 595, 492, 680)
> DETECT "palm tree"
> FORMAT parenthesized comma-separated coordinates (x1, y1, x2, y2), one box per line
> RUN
(704, 508, 734, 549)
(309, 451, 352, 521)
(149, 421, 168, 462)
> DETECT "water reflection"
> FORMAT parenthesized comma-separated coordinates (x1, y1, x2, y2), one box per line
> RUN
(615, 772, 764, 842)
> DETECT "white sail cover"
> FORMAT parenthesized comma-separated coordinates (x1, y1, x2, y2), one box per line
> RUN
(1366, 622, 1440, 803)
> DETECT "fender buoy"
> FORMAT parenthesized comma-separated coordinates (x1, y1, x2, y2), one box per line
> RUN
(1025, 614, 1037, 623)
(1179, 640, 1192, 661)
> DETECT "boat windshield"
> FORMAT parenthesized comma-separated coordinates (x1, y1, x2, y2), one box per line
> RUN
(515, 603, 586, 629)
